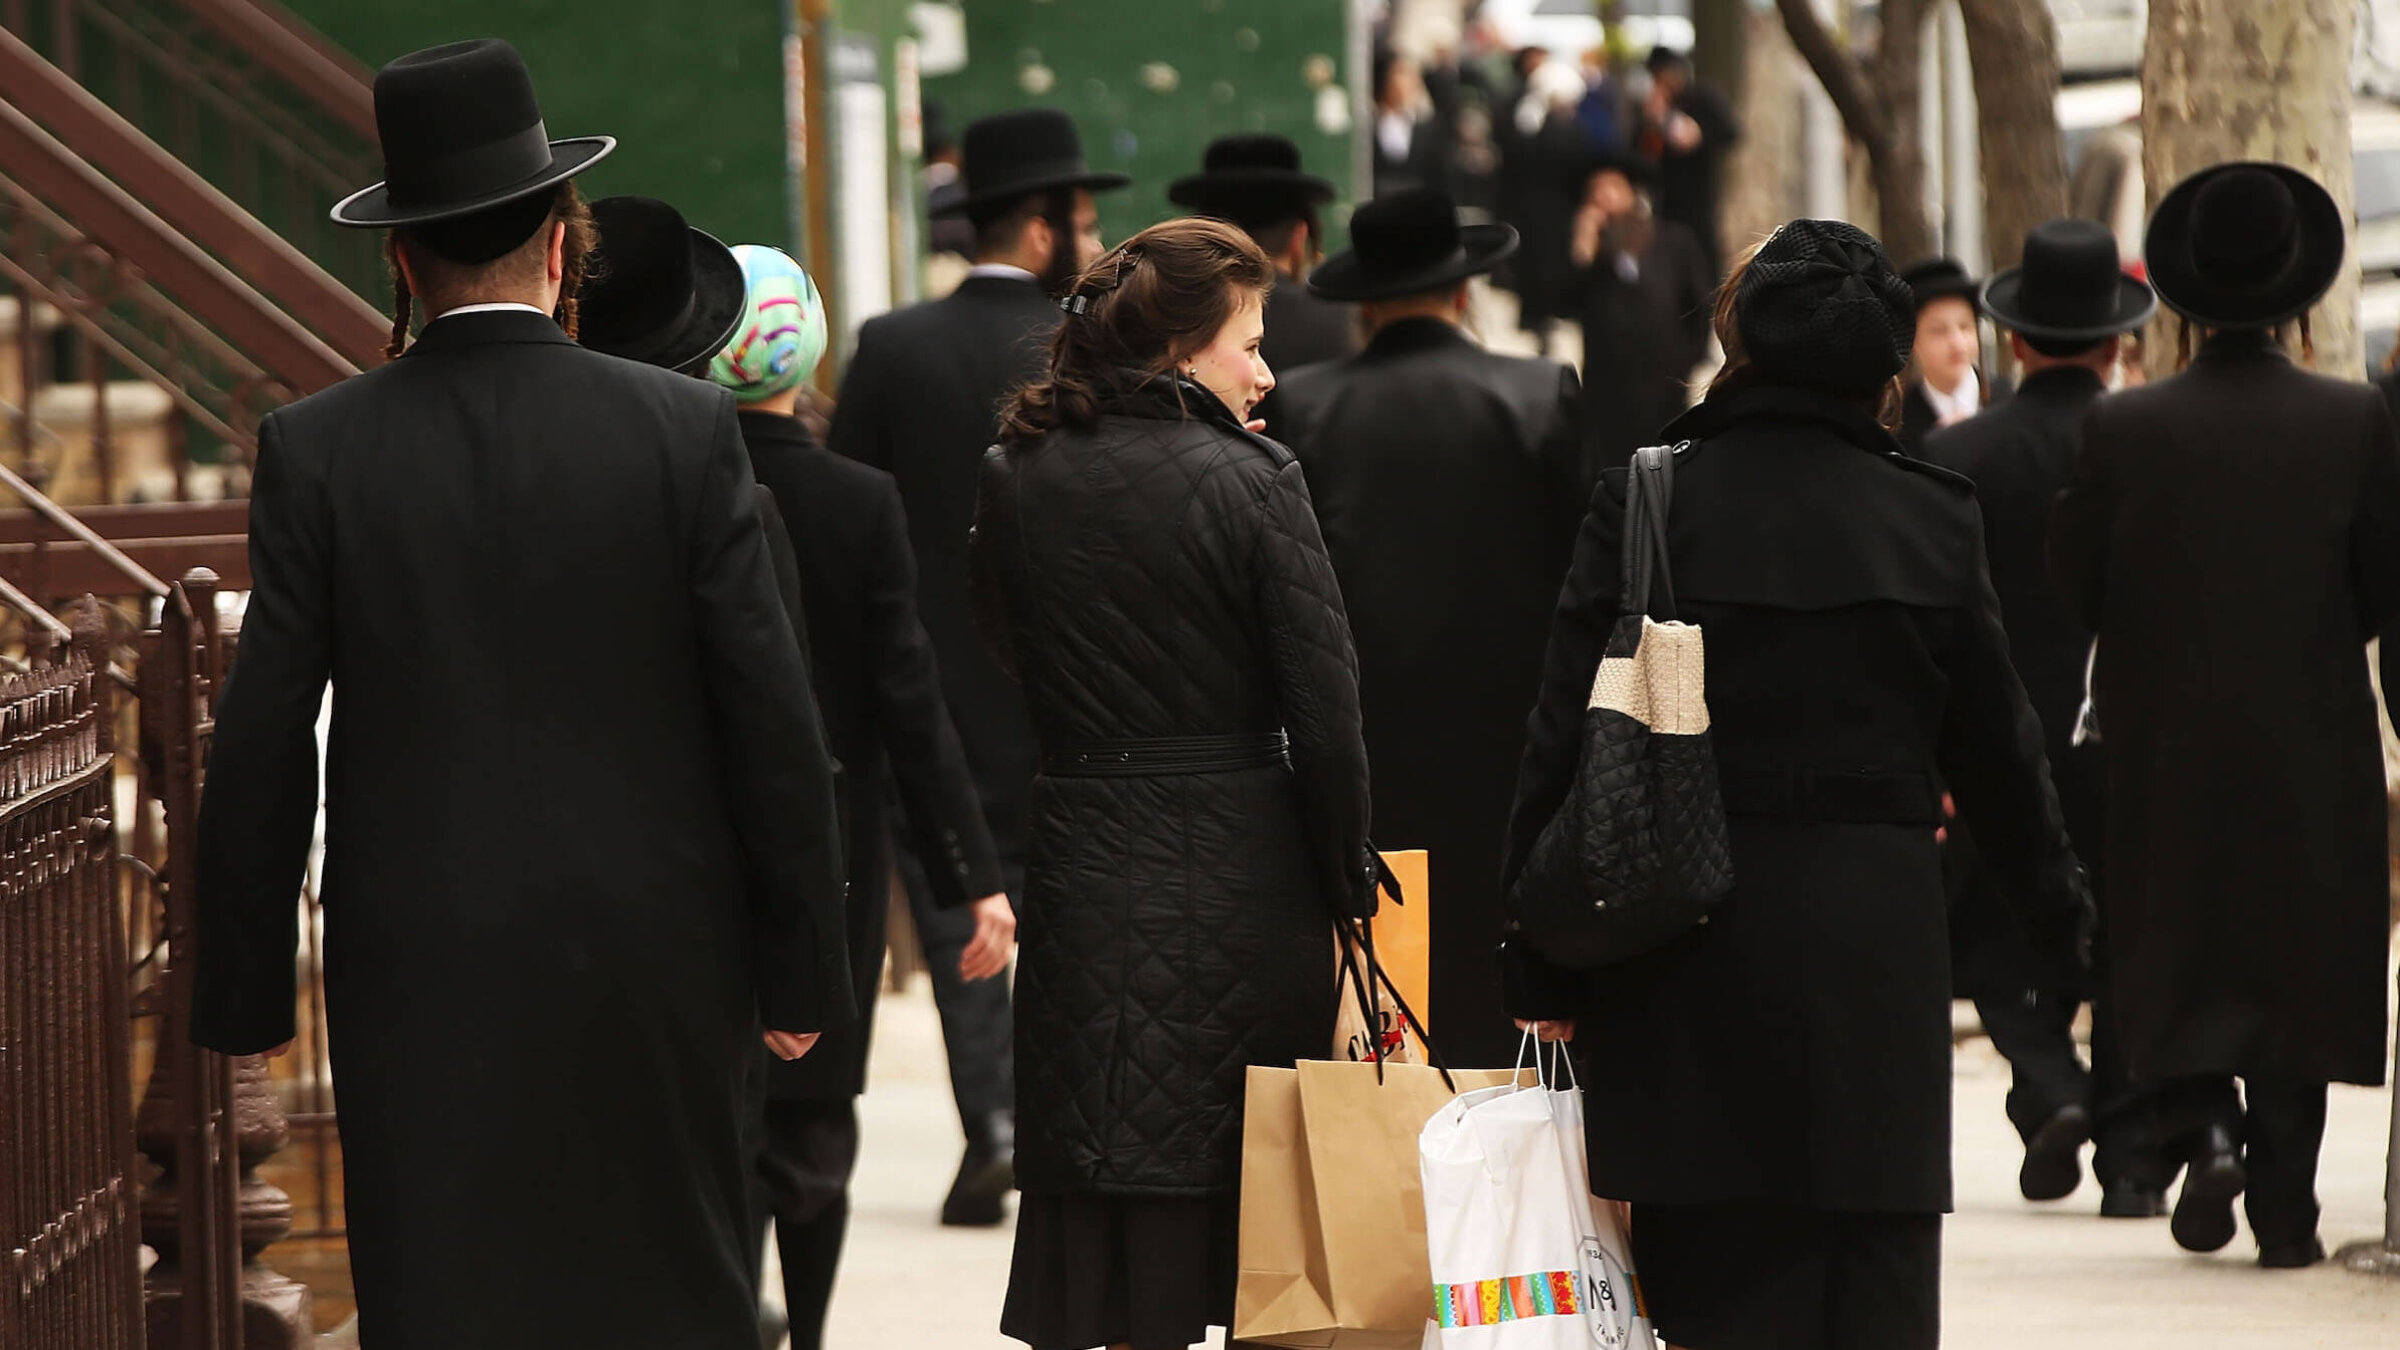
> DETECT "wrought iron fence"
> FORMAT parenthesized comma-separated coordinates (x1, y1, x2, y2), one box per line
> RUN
(0, 603, 142, 1349)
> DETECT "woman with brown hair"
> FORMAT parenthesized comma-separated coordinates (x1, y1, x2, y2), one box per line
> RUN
(1500, 219, 2088, 1349)
(971, 216, 1374, 1350)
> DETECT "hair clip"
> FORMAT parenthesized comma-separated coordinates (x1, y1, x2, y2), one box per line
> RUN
(1059, 293, 1092, 316)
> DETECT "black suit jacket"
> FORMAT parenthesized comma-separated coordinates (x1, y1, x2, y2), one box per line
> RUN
(1274, 317, 1587, 1066)
(829, 273, 1054, 877)
(741, 409, 1002, 1097)
(188, 310, 850, 1341)
(1262, 273, 1359, 377)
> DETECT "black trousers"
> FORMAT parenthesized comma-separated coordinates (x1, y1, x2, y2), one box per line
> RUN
(2153, 1075, 2330, 1248)
(752, 1098, 861, 1350)
(894, 840, 1016, 1129)
(1949, 818, 2166, 1190)
(1631, 1203, 1941, 1350)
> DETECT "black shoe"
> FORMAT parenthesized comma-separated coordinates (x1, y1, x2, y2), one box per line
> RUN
(2170, 1127, 2245, 1253)
(940, 1112, 1016, 1228)
(2098, 1181, 2169, 1218)
(2257, 1237, 2327, 1269)
(757, 1305, 790, 1350)
(2018, 1103, 2092, 1202)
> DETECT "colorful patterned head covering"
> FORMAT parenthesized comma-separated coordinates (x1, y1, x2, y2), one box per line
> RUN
(709, 244, 827, 402)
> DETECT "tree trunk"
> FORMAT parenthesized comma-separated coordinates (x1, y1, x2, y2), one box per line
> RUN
(1870, 0, 1935, 264)
(2142, 0, 2359, 380)
(1774, 0, 1935, 264)
(1694, 0, 1751, 108)
(1959, 0, 2069, 274)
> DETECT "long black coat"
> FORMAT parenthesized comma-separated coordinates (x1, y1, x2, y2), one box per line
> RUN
(829, 272, 1056, 884)
(1641, 80, 1739, 280)
(1502, 385, 2084, 1212)
(742, 409, 1003, 1099)
(970, 376, 1373, 1196)
(1573, 218, 1715, 466)
(1276, 318, 1587, 1068)
(2051, 330, 2400, 1086)
(1923, 367, 2112, 990)
(190, 311, 850, 1348)
(1261, 272, 1359, 377)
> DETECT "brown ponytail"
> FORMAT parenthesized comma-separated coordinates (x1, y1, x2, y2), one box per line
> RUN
(999, 216, 1274, 449)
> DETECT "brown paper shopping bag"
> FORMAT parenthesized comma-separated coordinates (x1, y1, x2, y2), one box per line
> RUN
(1372, 849, 1431, 1030)
(1235, 1059, 1526, 1348)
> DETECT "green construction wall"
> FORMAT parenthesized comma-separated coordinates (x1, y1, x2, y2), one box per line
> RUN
(918, 0, 1363, 247)
(279, 1, 791, 253)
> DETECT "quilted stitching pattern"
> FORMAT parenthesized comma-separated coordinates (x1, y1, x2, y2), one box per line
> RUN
(972, 403, 1370, 1194)
(1515, 613, 1736, 968)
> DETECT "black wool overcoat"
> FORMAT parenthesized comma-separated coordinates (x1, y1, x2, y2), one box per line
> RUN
(829, 273, 1056, 885)
(189, 311, 851, 1349)
(1923, 368, 2112, 990)
(1502, 385, 2085, 1213)
(971, 377, 1374, 1196)
(1262, 272, 1360, 376)
(742, 409, 1003, 1100)
(1573, 219, 1716, 467)
(1276, 318, 1588, 1068)
(2051, 330, 2400, 1086)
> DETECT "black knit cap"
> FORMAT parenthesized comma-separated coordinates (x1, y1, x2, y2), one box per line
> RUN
(1736, 219, 1915, 394)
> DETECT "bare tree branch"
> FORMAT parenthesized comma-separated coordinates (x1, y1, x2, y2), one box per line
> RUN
(1772, 0, 1889, 149)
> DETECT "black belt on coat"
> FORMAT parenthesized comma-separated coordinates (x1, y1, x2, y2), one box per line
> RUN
(1040, 732, 1290, 777)
(1716, 765, 1942, 826)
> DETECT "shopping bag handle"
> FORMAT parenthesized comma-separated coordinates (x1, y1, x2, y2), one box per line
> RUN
(1336, 917, 1455, 1093)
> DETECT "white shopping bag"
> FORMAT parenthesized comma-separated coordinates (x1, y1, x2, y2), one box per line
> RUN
(1418, 1036, 1655, 1350)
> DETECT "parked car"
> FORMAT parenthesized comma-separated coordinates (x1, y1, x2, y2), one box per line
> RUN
(2062, 79, 2400, 279)
(2051, 0, 2145, 79)
(1480, 0, 1695, 61)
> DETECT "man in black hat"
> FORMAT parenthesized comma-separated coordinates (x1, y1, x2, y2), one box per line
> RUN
(1170, 133, 1359, 377)
(2054, 162, 2400, 1268)
(188, 40, 850, 1348)
(1898, 257, 1994, 453)
(1635, 45, 1739, 280)
(1921, 218, 2165, 1217)
(827, 105, 1125, 1227)
(1568, 147, 1715, 466)
(1273, 188, 1586, 1070)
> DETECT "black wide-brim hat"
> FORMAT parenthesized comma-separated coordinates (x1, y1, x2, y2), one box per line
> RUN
(935, 107, 1130, 219)
(1580, 146, 1659, 191)
(1900, 256, 1982, 313)
(1308, 188, 1518, 303)
(578, 197, 746, 373)
(1169, 134, 1337, 224)
(1982, 217, 2157, 342)
(2145, 161, 2345, 329)
(332, 39, 614, 231)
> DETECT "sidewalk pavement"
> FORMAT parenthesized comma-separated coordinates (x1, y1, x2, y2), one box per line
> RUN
(823, 986, 2398, 1349)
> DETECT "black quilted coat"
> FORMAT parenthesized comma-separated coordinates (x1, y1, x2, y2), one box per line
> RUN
(971, 374, 1375, 1197)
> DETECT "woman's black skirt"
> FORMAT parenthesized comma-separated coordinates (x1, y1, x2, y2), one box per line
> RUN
(1000, 1191, 1237, 1350)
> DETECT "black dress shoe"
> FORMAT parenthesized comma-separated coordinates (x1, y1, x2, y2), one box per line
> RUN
(940, 1111, 1016, 1228)
(2098, 1181, 2169, 1218)
(2019, 1103, 2092, 1202)
(757, 1305, 790, 1350)
(2170, 1126, 2245, 1253)
(2257, 1237, 2327, 1269)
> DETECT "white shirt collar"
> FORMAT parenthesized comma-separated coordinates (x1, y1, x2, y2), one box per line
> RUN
(431, 301, 551, 320)
(1922, 367, 1981, 426)
(965, 263, 1038, 283)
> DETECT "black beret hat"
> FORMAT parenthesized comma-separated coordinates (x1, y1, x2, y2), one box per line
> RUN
(1736, 219, 1916, 395)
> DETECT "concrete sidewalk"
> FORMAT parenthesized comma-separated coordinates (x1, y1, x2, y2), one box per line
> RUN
(821, 987, 2398, 1348)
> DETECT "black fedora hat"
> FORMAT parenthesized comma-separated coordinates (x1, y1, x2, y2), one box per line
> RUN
(2145, 161, 2345, 328)
(1901, 256, 1982, 314)
(1307, 188, 1518, 303)
(1579, 146, 1659, 192)
(332, 39, 614, 231)
(577, 197, 746, 373)
(1982, 218, 2157, 342)
(1169, 134, 1336, 226)
(935, 108, 1130, 220)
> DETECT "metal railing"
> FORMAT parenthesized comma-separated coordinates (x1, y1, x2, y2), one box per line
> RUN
(0, 604, 141, 1350)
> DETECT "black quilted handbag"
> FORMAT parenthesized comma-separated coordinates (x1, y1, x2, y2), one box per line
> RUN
(1511, 443, 1734, 968)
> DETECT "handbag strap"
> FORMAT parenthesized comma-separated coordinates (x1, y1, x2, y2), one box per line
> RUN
(1617, 443, 1682, 621)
